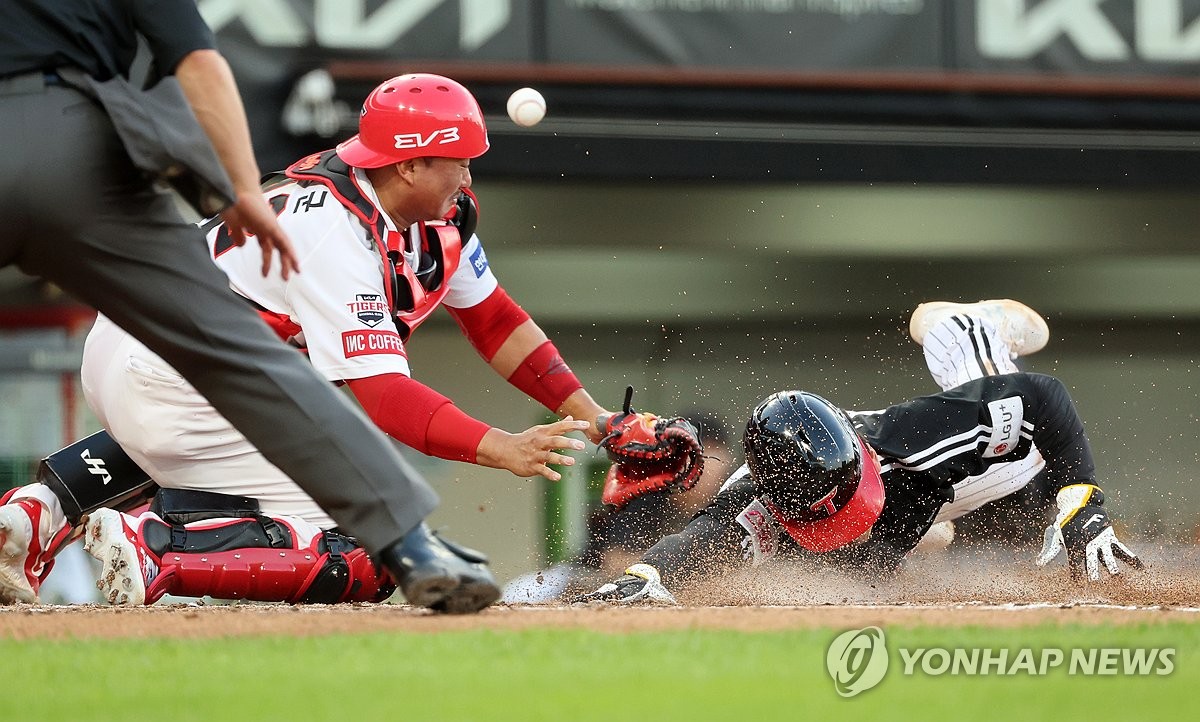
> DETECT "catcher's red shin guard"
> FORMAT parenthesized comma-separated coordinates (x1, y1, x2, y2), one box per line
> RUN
(145, 544, 393, 605)
(136, 516, 394, 605)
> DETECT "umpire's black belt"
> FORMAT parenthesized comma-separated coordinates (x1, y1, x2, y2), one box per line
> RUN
(0, 70, 68, 95)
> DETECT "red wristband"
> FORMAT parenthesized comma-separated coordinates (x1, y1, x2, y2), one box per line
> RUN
(506, 340, 583, 412)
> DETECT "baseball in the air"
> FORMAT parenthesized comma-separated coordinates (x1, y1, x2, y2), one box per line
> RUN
(506, 87, 546, 127)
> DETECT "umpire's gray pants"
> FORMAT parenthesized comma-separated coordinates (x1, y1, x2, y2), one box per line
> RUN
(0, 73, 437, 555)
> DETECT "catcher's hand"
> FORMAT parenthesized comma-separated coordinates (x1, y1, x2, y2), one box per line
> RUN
(596, 387, 704, 508)
(1036, 484, 1143, 581)
(573, 563, 677, 605)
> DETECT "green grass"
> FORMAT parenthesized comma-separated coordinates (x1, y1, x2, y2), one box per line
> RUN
(3, 622, 1194, 722)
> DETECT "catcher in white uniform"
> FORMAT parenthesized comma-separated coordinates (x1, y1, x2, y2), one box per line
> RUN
(0, 74, 702, 607)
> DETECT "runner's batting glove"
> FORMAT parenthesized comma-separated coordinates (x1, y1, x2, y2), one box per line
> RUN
(573, 563, 678, 605)
(1036, 483, 1144, 581)
(596, 387, 704, 508)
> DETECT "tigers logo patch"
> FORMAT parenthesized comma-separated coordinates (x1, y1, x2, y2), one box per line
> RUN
(347, 294, 387, 328)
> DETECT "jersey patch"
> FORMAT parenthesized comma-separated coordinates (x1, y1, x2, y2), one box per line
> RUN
(341, 330, 405, 358)
(736, 500, 779, 567)
(292, 189, 328, 214)
(468, 244, 489, 278)
(983, 396, 1024, 458)
(346, 294, 388, 328)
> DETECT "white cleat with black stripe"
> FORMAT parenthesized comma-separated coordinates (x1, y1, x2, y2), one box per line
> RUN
(909, 299, 1049, 358)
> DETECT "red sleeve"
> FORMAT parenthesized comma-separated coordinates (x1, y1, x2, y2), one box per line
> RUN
(506, 340, 583, 413)
(347, 374, 490, 463)
(444, 286, 530, 362)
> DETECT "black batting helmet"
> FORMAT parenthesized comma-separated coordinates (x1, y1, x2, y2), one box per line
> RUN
(742, 391, 885, 552)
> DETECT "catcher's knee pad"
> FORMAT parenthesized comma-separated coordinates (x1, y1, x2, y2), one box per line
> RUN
(36, 430, 156, 525)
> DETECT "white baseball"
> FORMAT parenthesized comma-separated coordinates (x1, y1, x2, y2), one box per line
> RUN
(506, 87, 546, 127)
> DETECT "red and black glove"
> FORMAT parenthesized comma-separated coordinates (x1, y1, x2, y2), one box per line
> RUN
(596, 387, 704, 508)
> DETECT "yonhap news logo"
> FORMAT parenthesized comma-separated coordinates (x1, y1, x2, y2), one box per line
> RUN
(826, 627, 1175, 697)
(827, 627, 889, 697)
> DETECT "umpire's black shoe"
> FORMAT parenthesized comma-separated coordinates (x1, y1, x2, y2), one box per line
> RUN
(379, 523, 500, 614)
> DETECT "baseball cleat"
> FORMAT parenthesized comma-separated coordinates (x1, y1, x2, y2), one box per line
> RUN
(0, 502, 39, 604)
(380, 523, 501, 614)
(430, 574, 503, 615)
(909, 299, 1050, 357)
(83, 508, 160, 606)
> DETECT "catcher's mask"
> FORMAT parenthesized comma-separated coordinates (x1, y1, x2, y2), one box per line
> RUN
(742, 391, 884, 553)
(336, 74, 489, 168)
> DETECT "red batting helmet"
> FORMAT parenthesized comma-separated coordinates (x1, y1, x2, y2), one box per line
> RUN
(336, 74, 489, 168)
(742, 391, 885, 553)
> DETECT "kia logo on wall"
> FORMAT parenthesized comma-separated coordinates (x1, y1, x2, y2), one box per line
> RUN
(976, 0, 1200, 63)
(200, 0, 512, 51)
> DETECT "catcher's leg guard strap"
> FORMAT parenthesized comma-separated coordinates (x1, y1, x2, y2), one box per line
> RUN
(141, 516, 293, 558)
(36, 430, 156, 525)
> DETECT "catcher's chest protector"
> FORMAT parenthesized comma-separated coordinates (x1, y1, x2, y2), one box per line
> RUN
(283, 151, 464, 340)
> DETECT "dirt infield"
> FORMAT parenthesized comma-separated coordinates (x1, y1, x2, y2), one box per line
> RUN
(5, 546, 1197, 640)
(1, 601, 1198, 640)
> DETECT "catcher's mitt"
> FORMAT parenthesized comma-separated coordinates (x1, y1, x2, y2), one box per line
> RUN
(597, 387, 704, 508)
